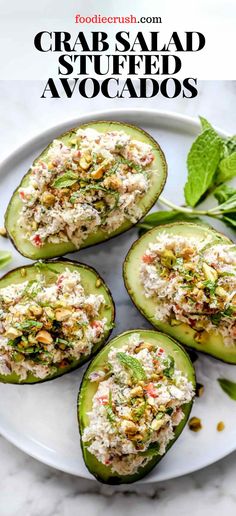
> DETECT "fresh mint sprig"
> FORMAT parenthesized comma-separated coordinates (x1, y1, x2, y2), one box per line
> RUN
(138, 117, 236, 234)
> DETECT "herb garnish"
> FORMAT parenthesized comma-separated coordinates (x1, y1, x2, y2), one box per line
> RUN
(117, 352, 147, 381)
(218, 378, 236, 401)
(52, 171, 78, 189)
(163, 355, 175, 378)
(106, 390, 116, 423)
(138, 117, 236, 234)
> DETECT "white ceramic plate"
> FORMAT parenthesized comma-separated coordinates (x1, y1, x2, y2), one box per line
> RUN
(0, 109, 235, 483)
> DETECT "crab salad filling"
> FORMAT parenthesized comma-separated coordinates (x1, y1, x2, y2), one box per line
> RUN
(140, 234, 236, 347)
(82, 333, 194, 476)
(0, 267, 108, 380)
(18, 128, 155, 248)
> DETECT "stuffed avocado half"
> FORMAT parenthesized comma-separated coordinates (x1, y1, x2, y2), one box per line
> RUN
(5, 121, 167, 259)
(78, 329, 195, 484)
(0, 260, 115, 384)
(124, 222, 236, 364)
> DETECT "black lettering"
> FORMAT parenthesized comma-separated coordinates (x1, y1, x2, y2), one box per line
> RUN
(34, 32, 52, 52)
(41, 78, 60, 98)
(183, 78, 198, 98)
(115, 32, 130, 52)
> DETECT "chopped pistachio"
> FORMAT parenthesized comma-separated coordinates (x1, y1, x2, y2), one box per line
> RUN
(0, 227, 7, 237)
(188, 416, 202, 432)
(5, 327, 22, 339)
(160, 249, 176, 268)
(41, 191, 55, 207)
(55, 308, 71, 321)
(95, 279, 102, 288)
(130, 385, 143, 398)
(35, 330, 53, 345)
(196, 383, 204, 397)
(151, 418, 164, 431)
(215, 286, 228, 298)
(217, 421, 225, 432)
(30, 304, 43, 317)
(202, 262, 218, 282)
(20, 268, 26, 277)
(170, 318, 182, 327)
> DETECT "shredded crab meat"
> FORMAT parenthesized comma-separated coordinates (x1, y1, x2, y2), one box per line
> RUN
(82, 333, 194, 476)
(0, 268, 108, 380)
(18, 129, 155, 248)
(140, 234, 236, 347)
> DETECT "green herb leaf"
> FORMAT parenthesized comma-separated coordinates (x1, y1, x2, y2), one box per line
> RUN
(117, 352, 147, 381)
(139, 442, 160, 457)
(216, 152, 236, 184)
(223, 136, 236, 157)
(184, 129, 223, 207)
(214, 184, 236, 204)
(16, 320, 43, 330)
(203, 280, 216, 295)
(52, 171, 78, 189)
(106, 390, 116, 423)
(199, 116, 215, 132)
(163, 355, 175, 378)
(132, 402, 146, 421)
(0, 251, 12, 269)
(215, 194, 236, 214)
(218, 378, 236, 401)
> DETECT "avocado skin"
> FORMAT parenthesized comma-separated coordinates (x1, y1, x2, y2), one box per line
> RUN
(0, 259, 115, 384)
(5, 121, 167, 260)
(78, 329, 196, 484)
(123, 222, 236, 365)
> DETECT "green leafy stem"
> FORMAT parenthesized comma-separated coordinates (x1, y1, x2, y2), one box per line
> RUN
(138, 117, 236, 234)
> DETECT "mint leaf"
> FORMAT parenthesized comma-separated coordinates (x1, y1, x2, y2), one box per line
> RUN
(218, 378, 236, 401)
(106, 390, 116, 423)
(214, 185, 236, 228)
(214, 184, 236, 204)
(16, 320, 43, 330)
(163, 355, 175, 378)
(52, 171, 78, 188)
(117, 352, 147, 381)
(199, 116, 215, 132)
(0, 251, 12, 269)
(224, 136, 236, 157)
(216, 152, 236, 184)
(215, 194, 236, 213)
(184, 129, 223, 207)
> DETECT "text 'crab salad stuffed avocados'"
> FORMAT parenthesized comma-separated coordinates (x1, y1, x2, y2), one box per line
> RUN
(78, 329, 195, 484)
(0, 261, 115, 383)
(124, 222, 236, 364)
(5, 121, 167, 259)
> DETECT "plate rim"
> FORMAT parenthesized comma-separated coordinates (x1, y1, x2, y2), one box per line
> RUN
(0, 108, 234, 484)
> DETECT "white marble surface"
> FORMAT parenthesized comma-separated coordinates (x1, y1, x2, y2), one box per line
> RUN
(0, 80, 236, 515)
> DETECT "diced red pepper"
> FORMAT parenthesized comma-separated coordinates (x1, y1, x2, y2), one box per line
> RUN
(144, 382, 159, 398)
(19, 191, 25, 200)
(91, 320, 102, 329)
(97, 395, 108, 405)
(142, 254, 154, 264)
(32, 234, 42, 247)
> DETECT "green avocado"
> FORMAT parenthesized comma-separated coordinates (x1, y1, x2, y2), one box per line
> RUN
(0, 260, 115, 384)
(78, 329, 195, 484)
(123, 222, 236, 364)
(5, 121, 167, 259)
